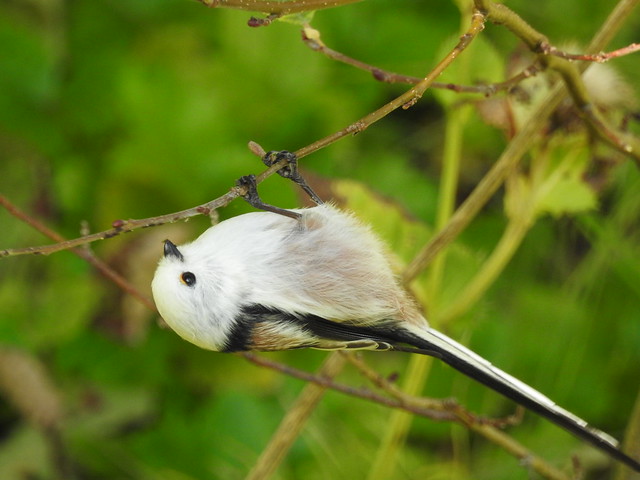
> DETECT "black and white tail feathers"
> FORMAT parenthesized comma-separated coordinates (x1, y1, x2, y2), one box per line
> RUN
(267, 307, 640, 471)
(396, 326, 640, 472)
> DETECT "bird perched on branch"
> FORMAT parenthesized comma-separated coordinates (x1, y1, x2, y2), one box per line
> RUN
(151, 153, 640, 473)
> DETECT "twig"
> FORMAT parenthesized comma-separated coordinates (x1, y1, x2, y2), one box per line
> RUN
(241, 353, 457, 421)
(295, 10, 486, 158)
(304, 4, 638, 159)
(342, 353, 408, 401)
(2, 12, 485, 258)
(0, 194, 155, 311)
(0, 189, 235, 257)
(246, 352, 346, 480)
(345, 353, 523, 430)
(403, 0, 640, 281)
(242, 353, 569, 480)
(545, 42, 640, 63)
(199, 0, 363, 15)
(545, 54, 640, 160)
(302, 25, 542, 97)
(0, 150, 291, 258)
(476, 0, 640, 161)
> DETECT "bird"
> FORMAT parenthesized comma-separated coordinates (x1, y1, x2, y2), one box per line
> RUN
(151, 200, 640, 473)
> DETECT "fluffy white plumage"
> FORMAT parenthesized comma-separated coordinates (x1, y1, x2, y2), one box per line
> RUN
(150, 203, 640, 472)
(152, 204, 423, 351)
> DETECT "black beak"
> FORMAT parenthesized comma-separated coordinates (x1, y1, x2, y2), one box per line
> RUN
(163, 239, 184, 261)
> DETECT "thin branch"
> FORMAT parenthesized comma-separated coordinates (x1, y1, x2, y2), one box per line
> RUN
(199, 0, 363, 15)
(342, 353, 409, 401)
(0, 149, 291, 258)
(303, 7, 640, 160)
(0, 190, 234, 257)
(246, 352, 347, 480)
(301, 25, 543, 96)
(2, 12, 485, 258)
(0, 194, 155, 311)
(344, 353, 523, 430)
(241, 353, 458, 420)
(242, 353, 569, 480)
(545, 42, 640, 62)
(404, 0, 640, 281)
(476, 0, 640, 161)
(544, 53, 640, 161)
(295, 10, 487, 158)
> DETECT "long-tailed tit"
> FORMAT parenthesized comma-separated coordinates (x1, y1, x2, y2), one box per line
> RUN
(151, 187, 640, 472)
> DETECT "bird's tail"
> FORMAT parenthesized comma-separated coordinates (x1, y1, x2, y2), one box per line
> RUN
(397, 325, 640, 472)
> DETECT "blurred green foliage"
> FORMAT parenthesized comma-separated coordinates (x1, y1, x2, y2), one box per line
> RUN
(0, 0, 639, 479)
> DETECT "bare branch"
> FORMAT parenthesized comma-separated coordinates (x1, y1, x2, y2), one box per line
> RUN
(246, 352, 347, 480)
(0, 146, 294, 258)
(475, 0, 640, 161)
(545, 42, 640, 62)
(241, 352, 458, 420)
(302, 25, 543, 97)
(0, 194, 155, 311)
(542, 53, 640, 161)
(199, 0, 363, 15)
(2, 11, 486, 258)
(242, 352, 570, 480)
(404, 0, 640, 281)
(296, 10, 487, 158)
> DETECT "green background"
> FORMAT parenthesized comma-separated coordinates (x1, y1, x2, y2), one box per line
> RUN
(0, 0, 639, 478)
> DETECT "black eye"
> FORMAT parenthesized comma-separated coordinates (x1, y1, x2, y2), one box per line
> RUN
(180, 272, 196, 287)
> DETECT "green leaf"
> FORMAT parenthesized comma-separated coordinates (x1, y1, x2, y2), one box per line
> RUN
(535, 141, 597, 218)
(279, 10, 315, 25)
(505, 138, 598, 222)
(537, 175, 597, 217)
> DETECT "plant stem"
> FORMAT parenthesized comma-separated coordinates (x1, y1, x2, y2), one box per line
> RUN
(201, 0, 363, 14)
(403, 0, 640, 282)
(368, 71, 472, 480)
(246, 352, 346, 480)
(366, 356, 434, 480)
(437, 215, 532, 325)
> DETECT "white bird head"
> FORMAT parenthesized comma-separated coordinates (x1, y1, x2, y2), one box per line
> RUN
(151, 237, 241, 351)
